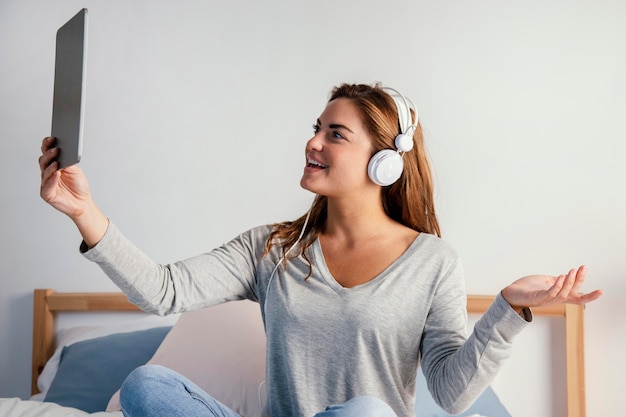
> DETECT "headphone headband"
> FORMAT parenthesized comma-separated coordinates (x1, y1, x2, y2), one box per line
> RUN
(382, 87, 419, 142)
(367, 86, 419, 186)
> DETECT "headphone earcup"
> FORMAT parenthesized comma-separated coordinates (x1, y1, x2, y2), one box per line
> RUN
(368, 149, 404, 186)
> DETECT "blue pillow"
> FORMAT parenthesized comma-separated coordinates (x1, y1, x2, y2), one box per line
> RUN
(45, 326, 171, 413)
(414, 368, 511, 417)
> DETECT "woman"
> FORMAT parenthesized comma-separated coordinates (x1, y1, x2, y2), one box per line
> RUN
(39, 83, 602, 417)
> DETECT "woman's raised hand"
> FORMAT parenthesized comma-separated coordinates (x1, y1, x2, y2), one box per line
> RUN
(39, 137, 91, 219)
(38, 137, 109, 247)
(501, 265, 603, 312)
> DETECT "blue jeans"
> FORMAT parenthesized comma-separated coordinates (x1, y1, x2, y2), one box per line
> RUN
(120, 365, 397, 417)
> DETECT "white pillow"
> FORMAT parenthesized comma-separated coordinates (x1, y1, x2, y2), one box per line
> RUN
(35, 314, 179, 399)
(106, 300, 267, 417)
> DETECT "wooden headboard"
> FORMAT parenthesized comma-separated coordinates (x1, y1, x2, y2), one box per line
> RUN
(31, 289, 586, 417)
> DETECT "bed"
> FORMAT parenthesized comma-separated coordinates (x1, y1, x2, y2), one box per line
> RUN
(0, 289, 587, 416)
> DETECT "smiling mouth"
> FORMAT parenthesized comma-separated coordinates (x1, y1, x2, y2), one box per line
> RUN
(307, 158, 328, 169)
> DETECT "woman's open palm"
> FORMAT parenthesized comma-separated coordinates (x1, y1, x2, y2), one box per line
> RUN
(502, 265, 603, 310)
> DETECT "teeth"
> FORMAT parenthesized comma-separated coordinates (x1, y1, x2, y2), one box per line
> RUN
(308, 158, 328, 168)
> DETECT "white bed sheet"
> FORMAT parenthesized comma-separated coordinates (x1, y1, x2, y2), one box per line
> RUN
(0, 398, 122, 417)
(0, 398, 488, 417)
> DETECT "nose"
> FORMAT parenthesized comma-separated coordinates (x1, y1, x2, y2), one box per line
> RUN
(306, 131, 324, 151)
(305, 131, 323, 152)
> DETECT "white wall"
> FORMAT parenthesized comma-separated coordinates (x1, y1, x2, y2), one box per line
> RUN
(1, 0, 624, 415)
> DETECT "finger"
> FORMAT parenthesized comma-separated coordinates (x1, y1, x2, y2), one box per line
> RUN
(569, 265, 587, 295)
(41, 159, 59, 183)
(575, 265, 587, 280)
(40, 160, 60, 198)
(552, 269, 578, 303)
(40, 136, 56, 153)
(581, 289, 604, 304)
(546, 274, 566, 300)
(540, 275, 566, 304)
(555, 268, 578, 300)
(569, 289, 603, 305)
(39, 147, 59, 173)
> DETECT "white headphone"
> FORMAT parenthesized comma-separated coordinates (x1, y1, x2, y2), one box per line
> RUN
(367, 87, 419, 186)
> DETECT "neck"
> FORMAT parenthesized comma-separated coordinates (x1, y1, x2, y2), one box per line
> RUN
(323, 194, 394, 243)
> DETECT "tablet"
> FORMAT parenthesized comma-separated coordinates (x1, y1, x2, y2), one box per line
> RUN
(51, 8, 88, 169)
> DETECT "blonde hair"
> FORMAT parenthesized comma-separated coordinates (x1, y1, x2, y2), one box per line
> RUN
(263, 83, 441, 274)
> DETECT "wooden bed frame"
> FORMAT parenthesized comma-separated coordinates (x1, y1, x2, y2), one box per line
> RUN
(31, 288, 587, 417)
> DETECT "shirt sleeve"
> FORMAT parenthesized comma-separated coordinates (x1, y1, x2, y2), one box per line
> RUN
(419, 259, 530, 414)
(81, 222, 267, 315)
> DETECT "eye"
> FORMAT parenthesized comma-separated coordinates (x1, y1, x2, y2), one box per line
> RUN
(312, 124, 321, 134)
(331, 131, 345, 140)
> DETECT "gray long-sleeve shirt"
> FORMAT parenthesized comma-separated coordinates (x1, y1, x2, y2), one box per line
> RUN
(83, 222, 529, 417)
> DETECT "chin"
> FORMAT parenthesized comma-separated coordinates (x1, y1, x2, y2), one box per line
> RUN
(300, 176, 313, 191)
(300, 178, 324, 195)
(300, 182, 315, 194)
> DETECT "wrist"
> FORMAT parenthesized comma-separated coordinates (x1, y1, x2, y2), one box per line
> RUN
(72, 200, 109, 248)
(500, 289, 526, 314)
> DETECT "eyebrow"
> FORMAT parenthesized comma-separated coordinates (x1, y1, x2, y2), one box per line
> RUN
(316, 119, 355, 133)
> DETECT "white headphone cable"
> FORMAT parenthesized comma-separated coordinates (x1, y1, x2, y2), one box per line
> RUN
(264, 205, 312, 308)
(260, 201, 313, 415)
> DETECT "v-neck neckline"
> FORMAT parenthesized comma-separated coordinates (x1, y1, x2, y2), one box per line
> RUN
(311, 233, 424, 294)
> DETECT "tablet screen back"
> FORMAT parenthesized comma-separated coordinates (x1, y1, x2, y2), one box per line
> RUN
(51, 8, 88, 169)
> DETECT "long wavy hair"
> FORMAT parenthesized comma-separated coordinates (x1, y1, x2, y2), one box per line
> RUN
(263, 83, 441, 274)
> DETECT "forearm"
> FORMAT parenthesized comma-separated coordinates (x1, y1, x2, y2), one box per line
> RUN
(81, 222, 263, 315)
(71, 198, 109, 248)
(422, 294, 530, 414)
